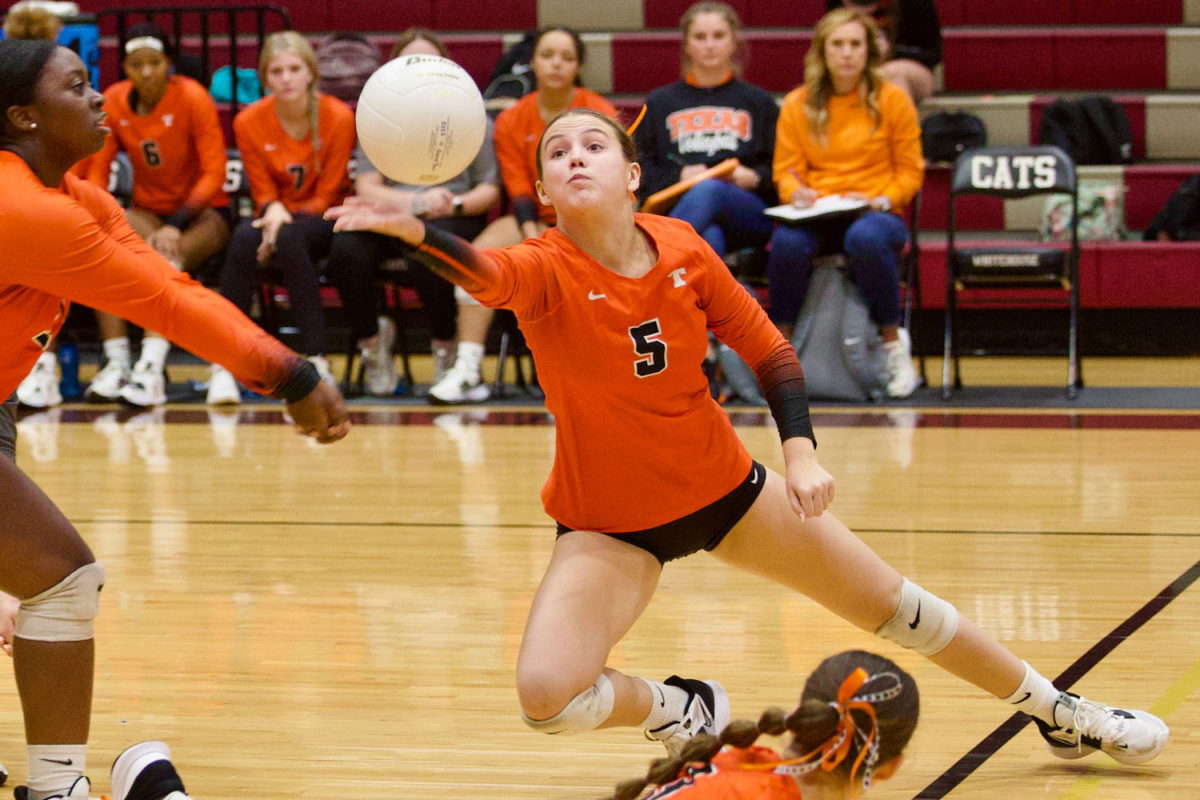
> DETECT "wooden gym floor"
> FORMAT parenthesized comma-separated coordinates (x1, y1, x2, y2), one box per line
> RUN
(2, 355, 1197, 800)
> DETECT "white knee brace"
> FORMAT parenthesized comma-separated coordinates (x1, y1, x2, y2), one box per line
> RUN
(522, 674, 615, 735)
(15, 562, 105, 642)
(875, 577, 958, 656)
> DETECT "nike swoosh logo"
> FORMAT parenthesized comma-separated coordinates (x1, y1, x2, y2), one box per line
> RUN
(40, 758, 73, 766)
(750, 469, 759, 484)
(1013, 691, 1031, 705)
(588, 290, 606, 300)
(653, 685, 666, 708)
(909, 599, 921, 629)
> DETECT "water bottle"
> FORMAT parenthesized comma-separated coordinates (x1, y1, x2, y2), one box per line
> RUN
(58, 342, 81, 398)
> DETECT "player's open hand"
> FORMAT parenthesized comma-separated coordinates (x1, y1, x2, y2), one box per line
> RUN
(325, 196, 426, 245)
(286, 380, 351, 444)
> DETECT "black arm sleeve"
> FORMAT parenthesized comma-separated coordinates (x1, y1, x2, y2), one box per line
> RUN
(753, 341, 816, 446)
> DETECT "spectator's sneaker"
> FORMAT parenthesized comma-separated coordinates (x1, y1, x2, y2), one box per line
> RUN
(644, 676, 730, 757)
(118, 362, 167, 408)
(308, 355, 338, 389)
(16, 356, 62, 409)
(111, 741, 189, 800)
(431, 344, 456, 387)
(85, 358, 130, 402)
(428, 360, 490, 405)
(13, 776, 92, 800)
(362, 316, 399, 396)
(884, 328, 918, 399)
(1035, 691, 1169, 765)
(0, 761, 7, 786)
(205, 364, 241, 406)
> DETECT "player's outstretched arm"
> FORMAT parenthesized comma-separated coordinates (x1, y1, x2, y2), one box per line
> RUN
(287, 380, 350, 443)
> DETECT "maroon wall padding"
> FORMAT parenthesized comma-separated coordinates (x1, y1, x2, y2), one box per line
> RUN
(744, 31, 812, 92)
(612, 33, 688, 93)
(918, 240, 1200, 308)
(942, 28, 1167, 92)
(327, 0, 433, 31)
(432, 0, 536, 31)
(644, 0, 751, 28)
(958, 0, 1070, 26)
(1123, 166, 1200, 230)
(1072, 0, 1182, 25)
(743, 0, 826, 28)
(1029, 94, 1147, 161)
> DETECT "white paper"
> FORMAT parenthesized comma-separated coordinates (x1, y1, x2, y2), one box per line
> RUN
(765, 195, 869, 222)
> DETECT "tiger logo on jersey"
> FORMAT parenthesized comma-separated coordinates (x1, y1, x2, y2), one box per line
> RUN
(665, 106, 752, 158)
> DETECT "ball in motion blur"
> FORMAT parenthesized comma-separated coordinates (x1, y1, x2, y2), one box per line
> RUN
(355, 54, 486, 186)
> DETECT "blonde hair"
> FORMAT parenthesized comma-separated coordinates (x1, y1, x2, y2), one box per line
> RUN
(3, 3, 63, 41)
(678, 1, 748, 80)
(389, 27, 447, 60)
(259, 31, 323, 152)
(803, 7, 885, 139)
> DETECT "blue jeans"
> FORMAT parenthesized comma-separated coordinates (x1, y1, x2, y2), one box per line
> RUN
(766, 210, 908, 327)
(669, 178, 773, 257)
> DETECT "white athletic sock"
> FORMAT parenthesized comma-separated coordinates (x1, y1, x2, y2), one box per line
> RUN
(638, 678, 690, 731)
(1003, 661, 1062, 725)
(103, 336, 131, 367)
(137, 336, 171, 370)
(27, 744, 86, 798)
(456, 341, 485, 377)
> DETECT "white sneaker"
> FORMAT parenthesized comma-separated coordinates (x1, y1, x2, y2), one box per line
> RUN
(428, 360, 490, 405)
(644, 676, 731, 757)
(884, 328, 918, 399)
(206, 364, 241, 405)
(12, 776, 92, 800)
(361, 316, 398, 396)
(1036, 691, 1169, 766)
(111, 741, 190, 800)
(16, 355, 62, 408)
(308, 355, 338, 388)
(85, 357, 131, 402)
(118, 362, 167, 407)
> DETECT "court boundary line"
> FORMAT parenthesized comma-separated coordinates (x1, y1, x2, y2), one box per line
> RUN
(912, 559, 1200, 800)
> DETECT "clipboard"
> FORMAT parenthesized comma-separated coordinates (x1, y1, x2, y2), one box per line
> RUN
(764, 195, 869, 224)
(641, 157, 740, 215)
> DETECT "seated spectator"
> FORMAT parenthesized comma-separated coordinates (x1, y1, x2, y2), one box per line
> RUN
(430, 26, 617, 405)
(633, 1, 777, 261)
(326, 28, 501, 396)
(207, 31, 355, 405)
(768, 7, 923, 398)
(603, 651, 918, 800)
(80, 23, 231, 407)
(826, 0, 942, 103)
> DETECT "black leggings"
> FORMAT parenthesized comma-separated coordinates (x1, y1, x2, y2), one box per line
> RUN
(325, 215, 487, 343)
(220, 214, 335, 356)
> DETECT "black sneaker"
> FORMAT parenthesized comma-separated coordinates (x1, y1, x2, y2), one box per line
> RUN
(644, 675, 730, 756)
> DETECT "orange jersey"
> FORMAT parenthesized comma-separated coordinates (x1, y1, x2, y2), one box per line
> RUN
(774, 81, 923, 214)
(86, 75, 229, 215)
(0, 152, 307, 400)
(233, 94, 354, 216)
(468, 214, 787, 531)
(493, 88, 618, 226)
(644, 747, 803, 800)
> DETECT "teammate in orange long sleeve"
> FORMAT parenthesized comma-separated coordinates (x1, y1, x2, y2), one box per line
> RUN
(328, 106, 1166, 768)
(0, 39, 348, 800)
(79, 24, 232, 406)
(207, 31, 355, 405)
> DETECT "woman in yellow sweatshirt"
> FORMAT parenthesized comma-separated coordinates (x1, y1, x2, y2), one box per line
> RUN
(768, 7, 923, 398)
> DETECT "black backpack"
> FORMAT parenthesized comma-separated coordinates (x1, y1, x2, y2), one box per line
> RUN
(1038, 96, 1133, 165)
(1143, 174, 1200, 241)
(482, 30, 538, 113)
(921, 111, 987, 164)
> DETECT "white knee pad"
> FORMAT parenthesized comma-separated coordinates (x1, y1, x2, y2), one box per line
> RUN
(875, 577, 958, 656)
(454, 284, 482, 306)
(522, 674, 614, 735)
(15, 562, 105, 642)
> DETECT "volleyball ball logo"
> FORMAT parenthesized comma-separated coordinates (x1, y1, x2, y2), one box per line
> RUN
(355, 54, 487, 186)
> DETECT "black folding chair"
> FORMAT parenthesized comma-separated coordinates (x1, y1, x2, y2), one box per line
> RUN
(943, 145, 1083, 399)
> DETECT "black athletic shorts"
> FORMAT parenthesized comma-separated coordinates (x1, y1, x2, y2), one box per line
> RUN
(1, 394, 17, 462)
(555, 461, 767, 565)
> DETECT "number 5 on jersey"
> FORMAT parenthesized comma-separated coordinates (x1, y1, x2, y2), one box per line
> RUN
(629, 319, 667, 377)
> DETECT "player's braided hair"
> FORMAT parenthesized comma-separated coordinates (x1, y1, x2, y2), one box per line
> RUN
(600, 651, 918, 800)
